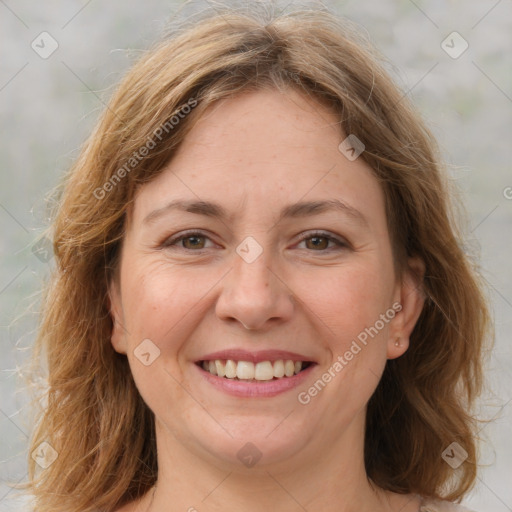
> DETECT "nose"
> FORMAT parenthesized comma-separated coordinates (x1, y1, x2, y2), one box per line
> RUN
(215, 243, 295, 331)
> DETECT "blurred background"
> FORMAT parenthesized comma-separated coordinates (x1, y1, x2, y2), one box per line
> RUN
(0, 0, 511, 510)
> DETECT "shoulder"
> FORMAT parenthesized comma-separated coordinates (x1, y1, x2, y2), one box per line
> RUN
(419, 497, 478, 512)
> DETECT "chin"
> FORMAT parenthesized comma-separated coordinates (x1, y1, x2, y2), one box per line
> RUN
(192, 417, 312, 470)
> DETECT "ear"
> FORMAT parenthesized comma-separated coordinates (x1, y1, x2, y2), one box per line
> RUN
(387, 256, 426, 360)
(108, 278, 128, 355)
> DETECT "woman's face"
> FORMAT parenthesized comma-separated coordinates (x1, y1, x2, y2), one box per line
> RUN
(109, 88, 424, 471)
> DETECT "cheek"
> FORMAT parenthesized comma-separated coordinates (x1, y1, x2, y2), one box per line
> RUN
(119, 262, 211, 413)
(119, 259, 226, 380)
(121, 261, 206, 336)
(304, 263, 393, 338)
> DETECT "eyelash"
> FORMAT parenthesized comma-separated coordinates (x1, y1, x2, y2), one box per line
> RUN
(161, 230, 349, 252)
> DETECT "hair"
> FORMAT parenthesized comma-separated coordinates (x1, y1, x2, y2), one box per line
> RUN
(19, 2, 492, 511)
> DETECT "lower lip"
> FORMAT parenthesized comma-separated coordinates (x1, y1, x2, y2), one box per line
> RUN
(194, 363, 317, 398)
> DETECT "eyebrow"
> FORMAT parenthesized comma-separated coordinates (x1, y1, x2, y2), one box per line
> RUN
(142, 198, 368, 227)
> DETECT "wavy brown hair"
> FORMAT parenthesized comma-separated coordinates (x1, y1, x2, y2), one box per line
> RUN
(19, 3, 491, 511)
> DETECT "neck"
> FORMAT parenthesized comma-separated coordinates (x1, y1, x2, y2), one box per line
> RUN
(142, 412, 418, 512)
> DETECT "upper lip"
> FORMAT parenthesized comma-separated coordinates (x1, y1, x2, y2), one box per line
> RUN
(196, 349, 317, 364)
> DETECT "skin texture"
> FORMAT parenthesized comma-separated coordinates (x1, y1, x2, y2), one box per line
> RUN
(109, 88, 425, 512)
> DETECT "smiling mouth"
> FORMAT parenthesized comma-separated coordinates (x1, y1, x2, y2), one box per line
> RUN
(197, 359, 314, 381)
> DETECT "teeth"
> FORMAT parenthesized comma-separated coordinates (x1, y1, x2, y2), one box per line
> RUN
(236, 361, 254, 380)
(254, 361, 274, 381)
(273, 359, 285, 378)
(284, 360, 295, 377)
(201, 359, 308, 380)
(215, 360, 226, 377)
(225, 359, 237, 379)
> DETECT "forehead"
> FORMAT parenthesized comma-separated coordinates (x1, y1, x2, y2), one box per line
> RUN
(129, 88, 386, 231)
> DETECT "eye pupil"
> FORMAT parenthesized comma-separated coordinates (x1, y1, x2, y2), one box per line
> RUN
(184, 236, 204, 249)
(307, 236, 328, 250)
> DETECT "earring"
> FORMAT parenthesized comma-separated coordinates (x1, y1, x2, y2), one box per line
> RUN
(394, 338, 400, 347)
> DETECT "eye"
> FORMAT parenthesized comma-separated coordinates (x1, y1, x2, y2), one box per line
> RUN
(160, 230, 349, 252)
(161, 231, 214, 250)
(296, 231, 348, 251)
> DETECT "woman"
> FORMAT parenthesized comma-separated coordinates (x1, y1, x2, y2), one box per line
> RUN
(23, 3, 491, 511)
